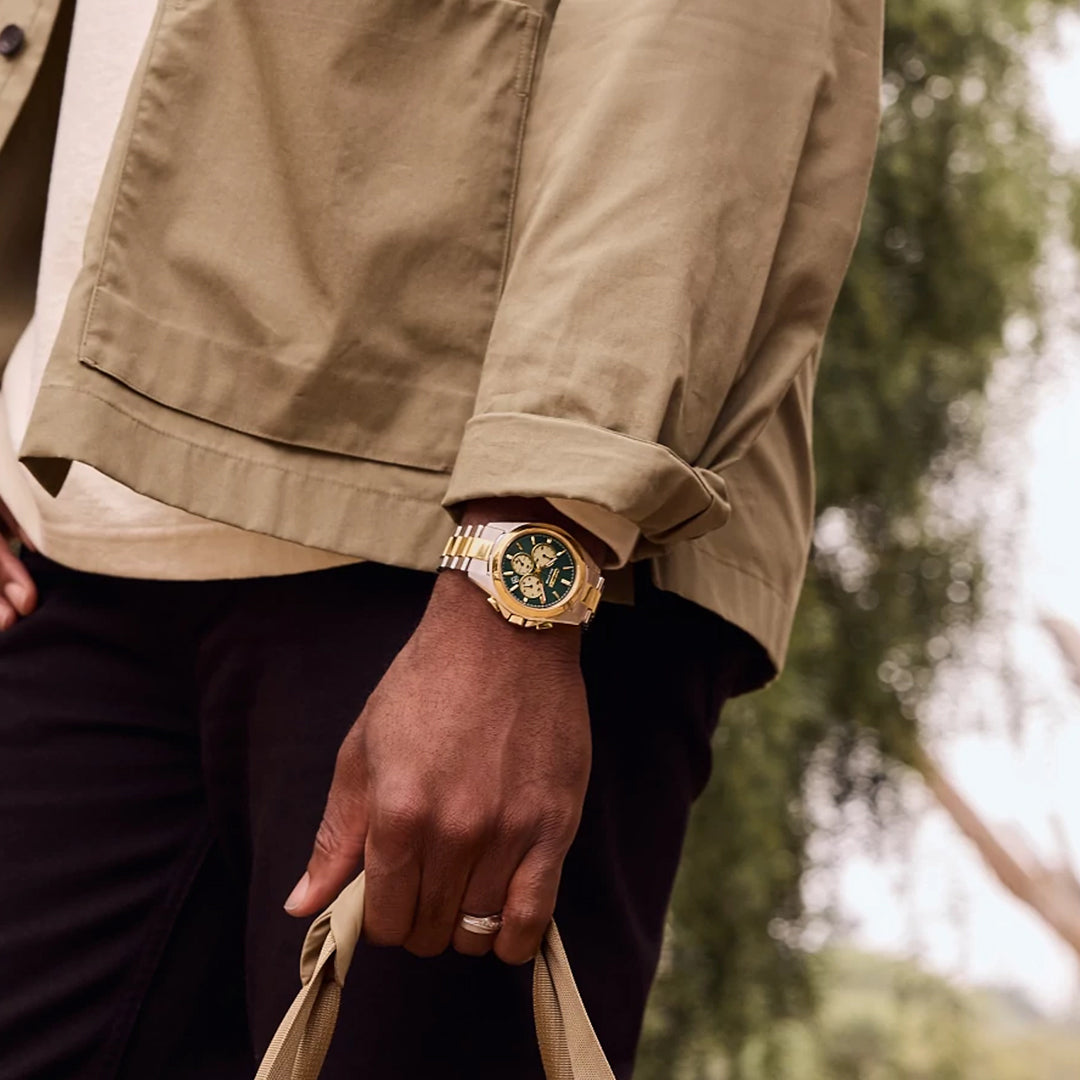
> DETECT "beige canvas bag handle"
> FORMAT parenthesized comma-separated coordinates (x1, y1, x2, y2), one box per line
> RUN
(255, 873, 615, 1080)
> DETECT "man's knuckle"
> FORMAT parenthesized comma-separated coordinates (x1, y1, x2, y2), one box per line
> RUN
(375, 786, 430, 839)
(495, 938, 536, 966)
(333, 729, 366, 776)
(454, 932, 490, 957)
(380, 804, 423, 839)
(497, 808, 535, 844)
(503, 902, 551, 936)
(500, 795, 579, 847)
(311, 828, 334, 861)
(404, 933, 449, 959)
(312, 816, 353, 861)
(541, 802, 580, 845)
(365, 923, 408, 949)
(436, 808, 491, 850)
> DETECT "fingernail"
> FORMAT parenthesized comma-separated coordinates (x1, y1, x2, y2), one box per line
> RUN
(284, 872, 310, 913)
(5, 584, 27, 611)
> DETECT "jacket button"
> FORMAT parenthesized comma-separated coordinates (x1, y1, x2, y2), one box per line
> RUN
(0, 24, 26, 58)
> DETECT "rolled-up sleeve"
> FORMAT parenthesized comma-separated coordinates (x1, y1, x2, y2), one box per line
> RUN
(444, 0, 882, 550)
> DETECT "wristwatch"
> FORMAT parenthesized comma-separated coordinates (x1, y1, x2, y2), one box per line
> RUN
(438, 521, 605, 629)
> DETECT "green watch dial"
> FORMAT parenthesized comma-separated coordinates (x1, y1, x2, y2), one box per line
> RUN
(498, 531, 579, 611)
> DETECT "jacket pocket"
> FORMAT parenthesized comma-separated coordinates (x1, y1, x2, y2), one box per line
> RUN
(77, 0, 546, 472)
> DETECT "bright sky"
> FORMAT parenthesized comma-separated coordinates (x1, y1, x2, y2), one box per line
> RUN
(831, 12, 1080, 1016)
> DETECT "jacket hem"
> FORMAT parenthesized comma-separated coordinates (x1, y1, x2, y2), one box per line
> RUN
(652, 541, 798, 686)
(20, 381, 458, 572)
(21, 381, 795, 676)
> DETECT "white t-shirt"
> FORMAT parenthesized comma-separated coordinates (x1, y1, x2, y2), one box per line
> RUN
(0, 0, 637, 580)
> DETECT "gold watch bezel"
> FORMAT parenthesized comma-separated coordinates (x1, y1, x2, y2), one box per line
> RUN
(488, 523, 588, 622)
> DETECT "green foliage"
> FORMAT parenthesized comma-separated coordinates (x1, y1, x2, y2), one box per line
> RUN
(734, 950, 1080, 1080)
(637, 1, 1078, 1075)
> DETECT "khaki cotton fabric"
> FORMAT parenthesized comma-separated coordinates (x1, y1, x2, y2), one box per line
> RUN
(2, 0, 884, 676)
(0, 0, 638, 582)
(255, 873, 615, 1080)
(0, 0, 68, 373)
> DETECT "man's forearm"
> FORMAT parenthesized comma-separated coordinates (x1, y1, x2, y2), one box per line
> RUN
(286, 496, 598, 964)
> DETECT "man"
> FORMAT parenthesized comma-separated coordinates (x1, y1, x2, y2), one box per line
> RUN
(0, 0, 882, 1076)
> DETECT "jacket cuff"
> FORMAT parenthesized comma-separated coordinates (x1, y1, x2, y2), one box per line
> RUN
(443, 412, 731, 547)
(547, 498, 639, 570)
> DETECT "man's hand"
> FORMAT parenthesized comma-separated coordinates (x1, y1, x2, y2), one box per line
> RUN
(284, 556, 592, 965)
(0, 498, 36, 630)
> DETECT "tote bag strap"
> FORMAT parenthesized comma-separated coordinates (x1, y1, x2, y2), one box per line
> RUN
(254, 873, 615, 1080)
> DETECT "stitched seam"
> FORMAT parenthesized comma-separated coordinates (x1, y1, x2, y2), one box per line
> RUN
(465, 411, 722, 505)
(495, 8, 542, 297)
(78, 0, 170, 362)
(41, 383, 450, 504)
(80, 342, 462, 474)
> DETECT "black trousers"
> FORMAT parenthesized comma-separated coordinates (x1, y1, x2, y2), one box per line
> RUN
(0, 554, 757, 1080)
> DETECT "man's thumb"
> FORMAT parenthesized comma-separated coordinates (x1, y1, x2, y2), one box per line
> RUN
(285, 792, 368, 917)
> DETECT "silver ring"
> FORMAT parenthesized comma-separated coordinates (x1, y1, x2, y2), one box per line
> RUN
(459, 912, 502, 936)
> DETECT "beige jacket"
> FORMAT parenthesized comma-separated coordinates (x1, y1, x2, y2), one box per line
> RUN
(1, 0, 882, 679)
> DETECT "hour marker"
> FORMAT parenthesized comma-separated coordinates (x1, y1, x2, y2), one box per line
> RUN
(560, 578, 572, 586)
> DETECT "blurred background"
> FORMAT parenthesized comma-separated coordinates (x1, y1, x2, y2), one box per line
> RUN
(635, 2, 1080, 1077)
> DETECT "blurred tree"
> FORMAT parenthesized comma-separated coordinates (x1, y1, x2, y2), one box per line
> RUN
(637, 1, 1080, 1075)
(736, 950, 1080, 1080)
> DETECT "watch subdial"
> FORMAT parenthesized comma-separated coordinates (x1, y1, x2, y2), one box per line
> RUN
(510, 552, 535, 577)
(518, 574, 545, 601)
(531, 542, 557, 570)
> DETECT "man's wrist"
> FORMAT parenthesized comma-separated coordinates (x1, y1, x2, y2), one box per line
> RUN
(425, 568, 582, 660)
(425, 497, 604, 652)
